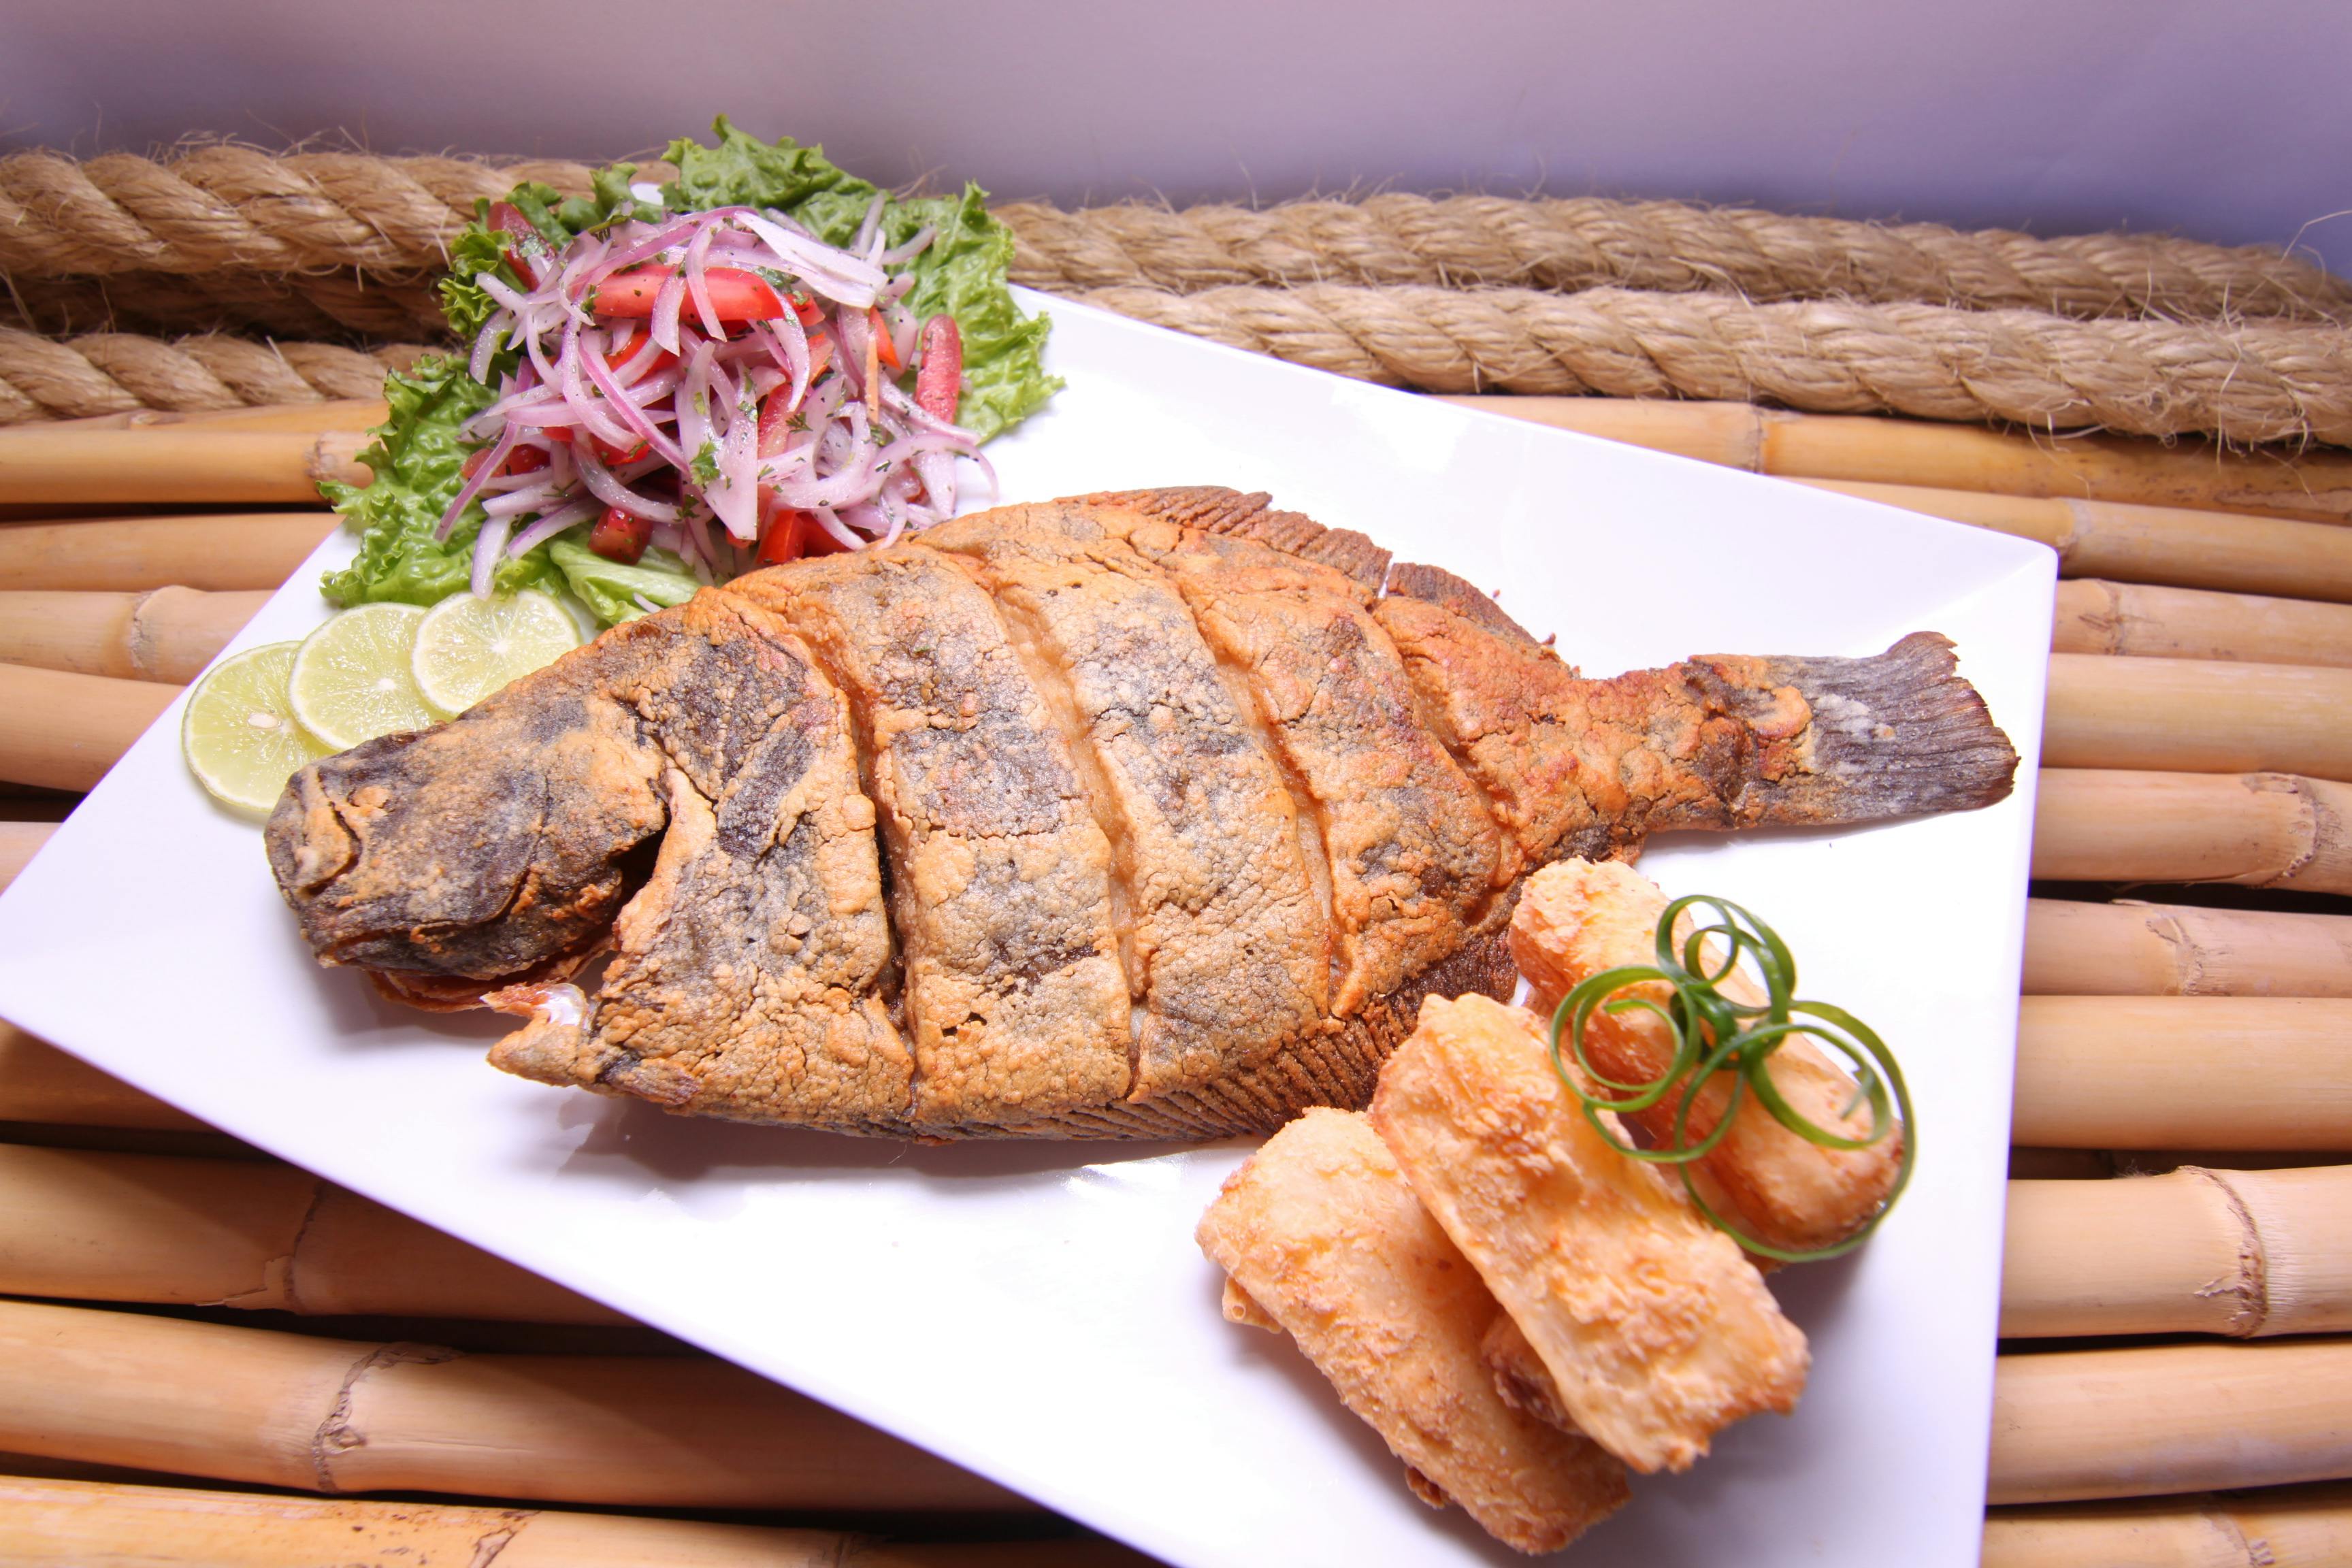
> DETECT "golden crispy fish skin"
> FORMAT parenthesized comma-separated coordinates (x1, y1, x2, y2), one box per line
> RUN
(269, 487, 2017, 1139)
(1196, 1107, 1629, 1554)
(1369, 993, 1810, 1473)
(1512, 858, 1903, 1255)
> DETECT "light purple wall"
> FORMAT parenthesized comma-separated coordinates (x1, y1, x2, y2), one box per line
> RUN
(10, 0, 2349, 274)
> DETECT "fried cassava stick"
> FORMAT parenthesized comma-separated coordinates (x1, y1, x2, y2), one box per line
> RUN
(1368, 993, 1808, 1473)
(1507, 858, 1901, 1256)
(1196, 1107, 1628, 1552)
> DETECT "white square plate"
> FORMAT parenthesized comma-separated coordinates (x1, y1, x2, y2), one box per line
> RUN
(0, 295, 2053, 1567)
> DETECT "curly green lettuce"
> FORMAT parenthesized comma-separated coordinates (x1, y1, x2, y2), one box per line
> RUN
(323, 118, 1060, 625)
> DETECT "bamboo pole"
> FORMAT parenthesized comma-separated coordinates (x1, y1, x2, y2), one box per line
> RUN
(2030, 769, 2352, 894)
(0, 663, 179, 792)
(0, 587, 265, 683)
(12, 1139, 2347, 1345)
(0, 823, 50, 896)
(0, 427, 368, 505)
(1802, 479, 2352, 604)
(2012, 997, 2352, 1150)
(0, 1023, 202, 1130)
(44, 397, 388, 434)
(1452, 397, 2352, 524)
(2044, 655, 2352, 780)
(1982, 1484, 2352, 1568)
(0, 1297, 1028, 1511)
(0, 1477, 1149, 1568)
(2023, 898, 2352, 998)
(0, 664, 178, 792)
(1988, 1339, 2352, 1503)
(2002, 1166, 2352, 1337)
(0, 512, 335, 592)
(2054, 581, 2352, 668)
(0, 1143, 622, 1324)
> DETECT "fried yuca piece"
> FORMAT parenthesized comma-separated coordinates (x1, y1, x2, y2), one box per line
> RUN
(1371, 994, 1808, 1473)
(1196, 1107, 1629, 1554)
(1510, 858, 1901, 1256)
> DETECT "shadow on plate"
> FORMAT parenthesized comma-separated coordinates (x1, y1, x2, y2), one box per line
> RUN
(550, 1092, 1222, 1183)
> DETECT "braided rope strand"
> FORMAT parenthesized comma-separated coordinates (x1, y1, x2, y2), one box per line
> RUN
(0, 326, 428, 423)
(0, 146, 2342, 331)
(1003, 197, 2352, 322)
(1070, 285, 2352, 446)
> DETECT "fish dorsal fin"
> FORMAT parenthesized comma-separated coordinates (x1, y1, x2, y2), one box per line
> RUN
(1075, 486, 1392, 595)
(1384, 561, 1540, 647)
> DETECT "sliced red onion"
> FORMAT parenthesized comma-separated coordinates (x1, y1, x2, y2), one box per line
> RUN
(574, 436, 681, 523)
(470, 513, 512, 598)
(879, 226, 936, 267)
(683, 222, 724, 340)
(470, 308, 513, 382)
(853, 193, 887, 259)
(834, 309, 870, 398)
(808, 505, 866, 550)
(578, 338, 687, 469)
(504, 497, 600, 557)
(435, 421, 519, 541)
(480, 480, 566, 518)
(651, 267, 689, 355)
(755, 316, 812, 414)
(911, 449, 959, 515)
(709, 386, 764, 541)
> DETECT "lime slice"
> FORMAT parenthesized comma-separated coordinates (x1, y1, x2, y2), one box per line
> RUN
(287, 602, 435, 749)
(182, 641, 332, 816)
(411, 589, 584, 717)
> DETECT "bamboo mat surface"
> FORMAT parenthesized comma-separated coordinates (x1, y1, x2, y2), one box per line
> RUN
(1, 397, 2351, 1567)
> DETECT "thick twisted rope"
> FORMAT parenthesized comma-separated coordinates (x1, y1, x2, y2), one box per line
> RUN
(0, 327, 427, 423)
(1004, 198, 2352, 323)
(2, 146, 2344, 329)
(8, 286, 2349, 445)
(1073, 285, 2352, 446)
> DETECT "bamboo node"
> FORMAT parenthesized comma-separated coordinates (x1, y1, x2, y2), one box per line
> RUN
(312, 1341, 461, 1490)
(2185, 1167, 2270, 1337)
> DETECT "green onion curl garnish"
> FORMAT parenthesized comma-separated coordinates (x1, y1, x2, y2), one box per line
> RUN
(1545, 894, 1914, 1264)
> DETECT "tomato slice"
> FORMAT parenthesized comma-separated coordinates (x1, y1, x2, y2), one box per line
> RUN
(589, 506, 653, 565)
(487, 201, 551, 291)
(872, 308, 904, 372)
(915, 315, 963, 423)
(755, 506, 851, 566)
(593, 267, 785, 321)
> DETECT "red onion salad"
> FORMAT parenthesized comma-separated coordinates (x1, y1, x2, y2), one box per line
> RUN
(438, 199, 988, 598)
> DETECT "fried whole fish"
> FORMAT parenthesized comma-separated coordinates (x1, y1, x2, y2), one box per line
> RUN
(267, 487, 2017, 1138)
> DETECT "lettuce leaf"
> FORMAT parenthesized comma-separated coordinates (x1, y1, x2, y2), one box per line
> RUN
(325, 119, 1056, 625)
(547, 538, 702, 625)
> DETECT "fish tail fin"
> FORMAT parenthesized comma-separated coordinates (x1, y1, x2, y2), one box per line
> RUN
(1652, 632, 2018, 832)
